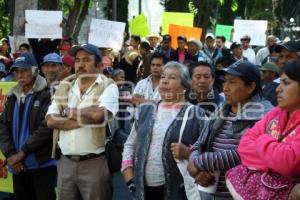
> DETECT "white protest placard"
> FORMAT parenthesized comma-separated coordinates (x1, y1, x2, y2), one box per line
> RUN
(25, 10, 63, 39)
(88, 19, 125, 50)
(233, 20, 268, 46)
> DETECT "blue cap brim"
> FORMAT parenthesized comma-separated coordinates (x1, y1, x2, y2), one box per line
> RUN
(41, 60, 63, 66)
(224, 68, 244, 77)
(9, 63, 33, 73)
(69, 46, 102, 61)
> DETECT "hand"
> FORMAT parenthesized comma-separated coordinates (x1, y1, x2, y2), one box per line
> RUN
(187, 160, 199, 178)
(0, 88, 7, 113)
(7, 151, 25, 167)
(195, 171, 215, 187)
(171, 143, 190, 160)
(11, 162, 25, 174)
(0, 159, 8, 178)
(131, 95, 145, 105)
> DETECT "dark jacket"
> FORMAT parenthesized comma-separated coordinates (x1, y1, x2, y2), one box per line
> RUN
(190, 94, 273, 196)
(262, 80, 279, 106)
(187, 89, 225, 115)
(0, 75, 53, 165)
(134, 102, 207, 200)
(29, 39, 61, 66)
(170, 49, 193, 62)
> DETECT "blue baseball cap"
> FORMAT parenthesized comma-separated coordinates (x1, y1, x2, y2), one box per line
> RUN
(224, 60, 261, 86)
(10, 52, 38, 72)
(41, 53, 63, 66)
(69, 43, 102, 62)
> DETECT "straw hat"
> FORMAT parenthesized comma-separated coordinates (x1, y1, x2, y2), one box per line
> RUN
(145, 33, 162, 42)
(125, 49, 140, 65)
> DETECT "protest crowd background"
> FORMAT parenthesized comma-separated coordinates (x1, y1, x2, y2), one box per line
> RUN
(0, 0, 300, 200)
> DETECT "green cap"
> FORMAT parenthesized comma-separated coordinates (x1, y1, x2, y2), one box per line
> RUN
(261, 62, 279, 75)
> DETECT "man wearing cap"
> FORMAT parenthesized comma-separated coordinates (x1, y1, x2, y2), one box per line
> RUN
(240, 35, 256, 64)
(146, 33, 161, 50)
(262, 40, 300, 105)
(261, 62, 280, 86)
(0, 52, 56, 200)
(46, 43, 119, 200)
(155, 34, 173, 60)
(203, 33, 216, 64)
(41, 53, 63, 86)
(230, 42, 247, 62)
(58, 54, 75, 81)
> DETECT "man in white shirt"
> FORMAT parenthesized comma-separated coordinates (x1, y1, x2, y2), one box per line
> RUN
(46, 43, 119, 200)
(240, 35, 256, 64)
(132, 52, 166, 105)
(255, 35, 277, 65)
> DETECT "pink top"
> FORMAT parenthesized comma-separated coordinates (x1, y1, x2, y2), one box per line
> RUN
(238, 107, 300, 178)
(178, 51, 185, 63)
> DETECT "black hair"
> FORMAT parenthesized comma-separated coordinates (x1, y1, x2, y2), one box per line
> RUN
(239, 75, 262, 97)
(131, 35, 141, 43)
(19, 43, 30, 51)
(216, 35, 226, 43)
(284, 59, 300, 83)
(150, 52, 168, 64)
(190, 61, 215, 78)
(216, 56, 235, 68)
(268, 44, 276, 54)
(177, 35, 187, 42)
(139, 41, 151, 51)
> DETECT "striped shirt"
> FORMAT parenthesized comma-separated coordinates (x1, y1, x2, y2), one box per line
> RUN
(195, 112, 240, 197)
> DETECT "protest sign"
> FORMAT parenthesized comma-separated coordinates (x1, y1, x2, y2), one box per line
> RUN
(129, 14, 151, 37)
(162, 12, 194, 35)
(215, 24, 233, 42)
(233, 20, 268, 46)
(25, 10, 63, 39)
(0, 152, 13, 193)
(88, 19, 125, 51)
(168, 24, 202, 49)
(0, 82, 17, 193)
(0, 82, 17, 113)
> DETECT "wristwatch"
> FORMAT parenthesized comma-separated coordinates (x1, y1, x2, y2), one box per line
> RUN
(61, 107, 70, 118)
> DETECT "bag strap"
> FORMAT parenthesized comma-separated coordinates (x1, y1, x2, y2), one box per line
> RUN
(178, 105, 193, 143)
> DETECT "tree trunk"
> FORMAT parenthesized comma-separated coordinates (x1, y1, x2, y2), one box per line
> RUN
(38, 0, 58, 10)
(64, 0, 90, 39)
(13, 0, 38, 52)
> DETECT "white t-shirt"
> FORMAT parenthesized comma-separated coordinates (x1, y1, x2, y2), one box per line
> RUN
(243, 48, 256, 64)
(255, 47, 269, 65)
(46, 74, 119, 155)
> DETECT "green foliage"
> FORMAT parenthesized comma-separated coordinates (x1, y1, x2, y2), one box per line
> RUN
(231, 0, 238, 12)
(0, 0, 10, 38)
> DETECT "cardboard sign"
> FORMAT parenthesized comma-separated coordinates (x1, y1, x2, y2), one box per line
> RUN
(129, 14, 151, 37)
(25, 10, 63, 39)
(215, 24, 233, 42)
(168, 24, 202, 49)
(0, 82, 17, 193)
(162, 12, 194, 35)
(88, 19, 125, 51)
(233, 20, 268, 46)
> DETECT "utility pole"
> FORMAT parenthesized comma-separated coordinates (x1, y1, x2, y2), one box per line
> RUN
(138, 0, 142, 14)
(112, 0, 117, 20)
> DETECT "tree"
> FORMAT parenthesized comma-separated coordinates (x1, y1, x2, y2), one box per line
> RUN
(0, 0, 10, 39)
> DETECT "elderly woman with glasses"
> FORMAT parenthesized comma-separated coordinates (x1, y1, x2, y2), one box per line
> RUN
(121, 61, 207, 200)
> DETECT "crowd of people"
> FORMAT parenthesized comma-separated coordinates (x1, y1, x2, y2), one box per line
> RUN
(0, 29, 299, 200)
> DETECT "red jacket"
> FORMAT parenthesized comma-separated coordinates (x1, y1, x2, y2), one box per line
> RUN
(238, 107, 300, 178)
